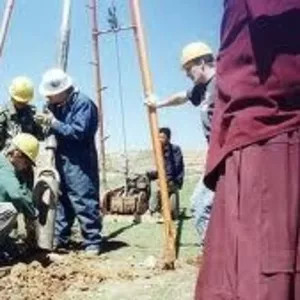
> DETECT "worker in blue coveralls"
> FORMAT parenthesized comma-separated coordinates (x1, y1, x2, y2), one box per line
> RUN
(35, 68, 102, 255)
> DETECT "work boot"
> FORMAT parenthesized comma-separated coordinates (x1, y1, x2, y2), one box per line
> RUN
(0, 237, 24, 263)
(53, 239, 81, 252)
(53, 240, 70, 253)
(82, 245, 101, 257)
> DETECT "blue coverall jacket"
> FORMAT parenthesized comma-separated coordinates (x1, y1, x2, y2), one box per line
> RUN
(49, 90, 101, 249)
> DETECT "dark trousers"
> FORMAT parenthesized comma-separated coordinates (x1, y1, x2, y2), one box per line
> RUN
(150, 181, 179, 212)
(55, 184, 102, 250)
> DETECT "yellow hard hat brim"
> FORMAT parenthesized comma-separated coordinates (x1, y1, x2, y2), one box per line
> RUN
(11, 95, 33, 103)
(9, 87, 33, 103)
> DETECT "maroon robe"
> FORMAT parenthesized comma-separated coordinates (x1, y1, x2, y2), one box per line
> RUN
(196, 131, 300, 300)
(205, 0, 300, 190)
(196, 1, 300, 299)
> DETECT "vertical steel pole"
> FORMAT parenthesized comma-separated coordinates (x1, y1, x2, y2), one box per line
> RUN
(57, 0, 72, 71)
(0, 0, 15, 60)
(130, 0, 176, 268)
(88, 0, 107, 190)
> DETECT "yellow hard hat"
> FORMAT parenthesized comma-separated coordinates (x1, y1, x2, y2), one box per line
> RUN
(9, 76, 34, 103)
(180, 42, 213, 68)
(12, 133, 39, 164)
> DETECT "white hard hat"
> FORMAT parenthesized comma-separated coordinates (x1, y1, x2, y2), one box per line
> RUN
(39, 68, 73, 97)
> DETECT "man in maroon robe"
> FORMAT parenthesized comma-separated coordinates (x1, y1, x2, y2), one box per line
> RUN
(196, 1, 300, 299)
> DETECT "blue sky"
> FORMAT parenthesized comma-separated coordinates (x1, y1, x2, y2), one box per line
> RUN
(0, 0, 222, 152)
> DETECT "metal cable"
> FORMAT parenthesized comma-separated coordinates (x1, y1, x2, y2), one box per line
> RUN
(109, 0, 129, 181)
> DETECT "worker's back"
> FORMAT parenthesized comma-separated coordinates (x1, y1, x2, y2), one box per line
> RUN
(0, 153, 35, 218)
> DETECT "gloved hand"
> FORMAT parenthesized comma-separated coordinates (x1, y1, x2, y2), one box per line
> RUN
(34, 109, 55, 127)
(144, 94, 159, 109)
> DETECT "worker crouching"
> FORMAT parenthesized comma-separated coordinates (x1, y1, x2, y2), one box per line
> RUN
(0, 133, 39, 257)
(148, 127, 184, 220)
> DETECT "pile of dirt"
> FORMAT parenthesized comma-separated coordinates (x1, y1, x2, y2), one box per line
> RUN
(0, 254, 107, 300)
(0, 250, 159, 300)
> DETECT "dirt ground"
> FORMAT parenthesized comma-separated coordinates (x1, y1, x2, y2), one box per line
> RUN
(0, 150, 204, 300)
(0, 215, 200, 300)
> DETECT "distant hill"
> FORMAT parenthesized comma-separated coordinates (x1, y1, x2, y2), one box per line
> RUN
(105, 149, 207, 189)
(36, 146, 207, 190)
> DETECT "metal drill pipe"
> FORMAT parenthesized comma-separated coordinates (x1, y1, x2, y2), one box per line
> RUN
(57, 0, 72, 70)
(0, 0, 15, 59)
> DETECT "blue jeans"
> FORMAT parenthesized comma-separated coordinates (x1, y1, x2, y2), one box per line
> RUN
(55, 185, 102, 250)
(190, 176, 214, 246)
